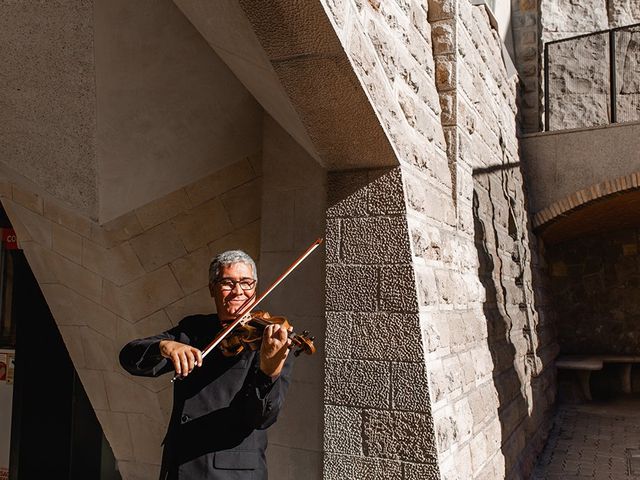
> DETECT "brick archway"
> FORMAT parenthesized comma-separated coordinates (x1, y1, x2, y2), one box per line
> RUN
(533, 172, 640, 228)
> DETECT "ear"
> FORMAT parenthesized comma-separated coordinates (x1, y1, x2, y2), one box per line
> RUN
(209, 283, 215, 297)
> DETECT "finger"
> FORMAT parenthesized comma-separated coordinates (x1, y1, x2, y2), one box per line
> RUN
(194, 349, 203, 367)
(275, 343, 290, 362)
(171, 352, 181, 375)
(275, 326, 288, 343)
(179, 352, 190, 377)
(266, 324, 279, 344)
(267, 323, 277, 338)
(186, 350, 195, 373)
(261, 325, 271, 343)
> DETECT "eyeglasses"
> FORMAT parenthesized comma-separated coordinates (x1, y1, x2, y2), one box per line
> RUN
(216, 278, 257, 291)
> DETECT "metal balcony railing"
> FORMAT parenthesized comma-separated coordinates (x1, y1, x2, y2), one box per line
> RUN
(544, 22, 640, 131)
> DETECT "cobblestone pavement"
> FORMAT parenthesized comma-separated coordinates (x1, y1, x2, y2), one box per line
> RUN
(532, 398, 640, 479)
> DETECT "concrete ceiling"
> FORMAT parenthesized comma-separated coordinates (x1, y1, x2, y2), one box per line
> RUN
(173, 0, 321, 164)
(95, 0, 263, 222)
(174, 0, 398, 171)
(2, 0, 398, 223)
(1, 0, 265, 223)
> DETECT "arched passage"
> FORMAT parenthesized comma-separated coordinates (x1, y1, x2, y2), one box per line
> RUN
(535, 178, 640, 243)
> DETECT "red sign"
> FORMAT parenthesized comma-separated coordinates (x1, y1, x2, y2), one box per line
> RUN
(2, 228, 18, 250)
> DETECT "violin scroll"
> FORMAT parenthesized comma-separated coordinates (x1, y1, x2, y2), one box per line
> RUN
(293, 330, 315, 357)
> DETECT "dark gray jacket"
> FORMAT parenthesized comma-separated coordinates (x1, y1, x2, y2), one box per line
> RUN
(119, 313, 293, 480)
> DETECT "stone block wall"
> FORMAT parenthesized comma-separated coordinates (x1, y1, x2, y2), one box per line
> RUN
(429, 2, 556, 478)
(324, 167, 440, 479)
(615, 25, 640, 122)
(511, 0, 541, 133)
(540, 0, 640, 130)
(547, 227, 640, 355)
(0, 155, 262, 479)
(321, 0, 557, 478)
(546, 33, 611, 130)
(322, 1, 448, 477)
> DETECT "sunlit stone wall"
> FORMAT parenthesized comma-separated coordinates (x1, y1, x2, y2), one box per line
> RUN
(321, 1, 557, 478)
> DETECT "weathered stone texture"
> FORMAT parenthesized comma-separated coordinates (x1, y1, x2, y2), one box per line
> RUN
(616, 27, 640, 123)
(323, 0, 449, 178)
(380, 264, 420, 311)
(324, 167, 438, 476)
(610, 1, 640, 26)
(404, 462, 441, 480)
(352, 313, 424, 361)
(541, 1, 640, 130)
(324, 405, 363, 455)
(326, 264, 379, 312)
(319, 1, 557, 479)
(324, 454, 403, 480)
(363, 410, 438, 463)
(547, 34, 611, 130)
(541, 0, 608, 39)
(341, 216, 412, 264)
(324, 312, 353, 359)
(408, 2, 558, 480)
(391, 362, 432, 412)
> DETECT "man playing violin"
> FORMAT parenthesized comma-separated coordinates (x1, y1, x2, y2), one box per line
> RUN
(119, 250, 294, 480)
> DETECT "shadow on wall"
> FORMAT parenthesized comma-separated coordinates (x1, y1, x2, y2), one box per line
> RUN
(472, 158, 556, 478)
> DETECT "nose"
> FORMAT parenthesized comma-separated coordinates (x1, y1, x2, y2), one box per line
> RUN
(231, 282, 244, 293)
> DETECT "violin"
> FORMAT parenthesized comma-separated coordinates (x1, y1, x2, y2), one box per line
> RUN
(219, 311, 316, 357)
(171, 238, 323, 382)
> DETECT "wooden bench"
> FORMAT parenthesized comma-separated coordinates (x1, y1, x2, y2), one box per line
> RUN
(556, 355, 640, 400)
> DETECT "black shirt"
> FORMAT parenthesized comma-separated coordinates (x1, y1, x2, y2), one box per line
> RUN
(119, 313, 294, 480)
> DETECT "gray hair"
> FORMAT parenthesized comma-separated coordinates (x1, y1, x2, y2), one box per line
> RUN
(209, 250, 257, 284)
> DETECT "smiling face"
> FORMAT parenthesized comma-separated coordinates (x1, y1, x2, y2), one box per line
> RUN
(210, 262, 257, 322)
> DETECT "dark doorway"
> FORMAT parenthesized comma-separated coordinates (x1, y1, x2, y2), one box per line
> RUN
(2, 210, 120, 479)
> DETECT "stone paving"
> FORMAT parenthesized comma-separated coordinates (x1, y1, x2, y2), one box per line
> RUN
(532, 397, 640, 479)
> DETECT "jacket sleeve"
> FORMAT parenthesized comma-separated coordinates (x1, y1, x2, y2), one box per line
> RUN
(119, 322, 193, 377)
(232, 352, 295, 430)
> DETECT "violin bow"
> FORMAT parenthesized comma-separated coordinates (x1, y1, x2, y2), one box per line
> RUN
(171, 237, 323, 382)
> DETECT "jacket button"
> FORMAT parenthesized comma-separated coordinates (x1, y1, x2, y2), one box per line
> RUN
(181, 414, 190, 423)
